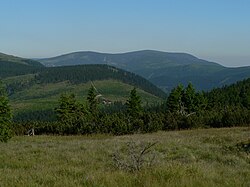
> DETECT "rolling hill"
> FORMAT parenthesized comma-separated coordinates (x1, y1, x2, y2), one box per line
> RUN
(0, 52, 44, 78)
(1, 62, 166, 120)
(8, 79, 163, 121)
(38, 50, 250, 92)
(4, 64, 166, 99)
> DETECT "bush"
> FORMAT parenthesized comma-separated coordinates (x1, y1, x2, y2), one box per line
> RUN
(98, 113, 133, 135)
(141, 112, 164, 133)
(112, 141, 158, 172)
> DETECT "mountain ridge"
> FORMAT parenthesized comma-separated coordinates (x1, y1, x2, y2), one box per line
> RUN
(40, 50, 223, 68)
(38, 50, 250, 91)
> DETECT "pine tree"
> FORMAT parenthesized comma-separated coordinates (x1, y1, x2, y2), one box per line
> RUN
(56, 93, 83, 123)
(240, 86, 250, 109)
(166, 84, 184, 113)
(126, 87, 143, 118)
(195, 91, 208, 112)
(87, 85, 98, 116)
(0, 82, 12, 142)
(183, 83, 197, 113)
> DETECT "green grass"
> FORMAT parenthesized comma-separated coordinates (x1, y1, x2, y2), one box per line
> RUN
(0, 127, 249, 186)
(9, 79, 162, 113)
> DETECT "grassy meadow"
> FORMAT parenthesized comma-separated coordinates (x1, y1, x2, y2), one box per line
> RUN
(6, 78, 162, 114)
(0, 127, 249, 186)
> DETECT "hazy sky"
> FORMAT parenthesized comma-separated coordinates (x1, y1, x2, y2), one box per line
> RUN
(1, 0, 250, 67)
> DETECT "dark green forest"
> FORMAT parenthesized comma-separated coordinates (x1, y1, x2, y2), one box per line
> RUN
(206, 78, 250, 109)
(0, 53, 43, 78)
(0, 52, 249, 140)
(0, 61, 43, 78)
(0, 82, 12, 142)
(6, 78, 250, 137)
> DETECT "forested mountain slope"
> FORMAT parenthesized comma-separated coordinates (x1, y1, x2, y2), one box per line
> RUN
(0, 52, 166, 99)
(2, 64, 166, 119)
(0, 52, 44, 78)
(39, 50, 250, 92)
(29, 64, 166, 98)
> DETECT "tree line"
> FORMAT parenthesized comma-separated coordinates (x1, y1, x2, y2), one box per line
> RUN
(1, 78, 250, 142)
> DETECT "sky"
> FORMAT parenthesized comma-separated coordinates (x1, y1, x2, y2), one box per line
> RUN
(0, 0, 250, 67)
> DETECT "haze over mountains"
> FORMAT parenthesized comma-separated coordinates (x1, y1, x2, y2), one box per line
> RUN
(0, 52, 166, 117)
(0, 50, 250, 121)
(39, 50, 250, 92)
(1, 50, 250, 93)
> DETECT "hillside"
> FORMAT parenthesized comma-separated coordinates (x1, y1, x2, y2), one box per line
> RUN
(2, 64, 166, 120)
(39, 50, 250, 91)
(150, 64, 250, 91)
(35, 64, 166, 98)
(8, 79, 162, 120)
(0, 52, 44, 78)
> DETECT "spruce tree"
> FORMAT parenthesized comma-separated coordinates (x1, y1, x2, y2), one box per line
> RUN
(0, 82, 12, 142)
(183, 83, 197, 113)
(195, 91, 208, 112)
(56, 93, 82, 123)
(126, 87, 143, 118)
(166, 84, 184, 113)
(87, 85, 98, 116)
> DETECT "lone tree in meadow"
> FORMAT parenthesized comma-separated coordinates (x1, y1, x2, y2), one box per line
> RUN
(0, 81, 12, 142)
